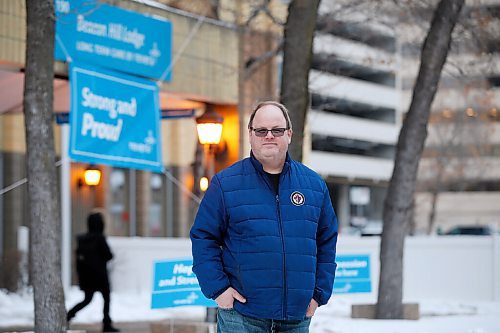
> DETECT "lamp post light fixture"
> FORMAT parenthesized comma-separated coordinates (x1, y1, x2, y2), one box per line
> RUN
(196, 105, 224, 182)
(196, 106, 224, 145)
(78, 165, 102, 187)
(199, 176, 209, 192)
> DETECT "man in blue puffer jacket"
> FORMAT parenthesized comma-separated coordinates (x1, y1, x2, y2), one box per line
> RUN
(190, 101, 338, 333)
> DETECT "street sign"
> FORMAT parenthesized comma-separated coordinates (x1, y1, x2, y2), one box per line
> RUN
(55, 0, 172, 81)
(69, 63, 162, 172)
(152, 255, 371, 309)
(151, 258, 217, 308)
(333, 254, 372, 294)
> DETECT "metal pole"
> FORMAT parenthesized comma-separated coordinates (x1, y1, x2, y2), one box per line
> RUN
(165, 170, 174, 237)
(129, 169, 136, 236)
(493, 231, 499, 301)
(0, 153, 3, 259)
(207, 145, 215, 181)
(61, 124, 71, 291)
(204, 145, 218, 324)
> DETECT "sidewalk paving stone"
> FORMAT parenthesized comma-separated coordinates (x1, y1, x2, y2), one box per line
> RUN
(0, 320, 216, 333)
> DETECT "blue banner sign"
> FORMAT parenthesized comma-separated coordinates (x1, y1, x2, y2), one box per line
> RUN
(333, 254, 371, 294)
(55, 0, 172, 81)
(69, 63, 162, 172)
(151, 259, 216, 309)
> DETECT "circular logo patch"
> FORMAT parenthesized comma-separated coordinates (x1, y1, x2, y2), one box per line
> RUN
(290, 191, 305, 206)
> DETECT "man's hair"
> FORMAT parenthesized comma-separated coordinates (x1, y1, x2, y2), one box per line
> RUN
(247, 101, 292, 130)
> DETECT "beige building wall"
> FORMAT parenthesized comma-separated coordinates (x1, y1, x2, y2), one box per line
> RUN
(0, 0, 244, 246)
(0, 0, 239, 105)
(0, 114, 26, 153)
(0, 1, 26, 67)
(161, 117, 198, 167)
(102, 0, 239, 104)
(220, 0, 287, 34)
(0, 0, 284, 231)
(156, 0, 288, 34)
(0, 0, 287, 163)
(0, 0, 241, 168)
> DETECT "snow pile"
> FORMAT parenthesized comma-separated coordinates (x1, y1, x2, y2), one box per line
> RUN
(0, 288, 34, 326)
(311, 295, 500, 333)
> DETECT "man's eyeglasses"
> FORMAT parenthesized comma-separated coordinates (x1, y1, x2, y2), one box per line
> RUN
(251, 127, 288, 137)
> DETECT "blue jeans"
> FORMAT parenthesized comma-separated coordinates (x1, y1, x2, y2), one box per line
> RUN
(217, 308, 311, 333)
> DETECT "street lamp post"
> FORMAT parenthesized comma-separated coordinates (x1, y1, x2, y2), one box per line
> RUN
(196, 105, 224, 182)
(195, 105, 224, 323)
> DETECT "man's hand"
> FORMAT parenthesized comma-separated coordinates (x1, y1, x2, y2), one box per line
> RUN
(306, 298, 319, 317)
(215, 287, 246, 309)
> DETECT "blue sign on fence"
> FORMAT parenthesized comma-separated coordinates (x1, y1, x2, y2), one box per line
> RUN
(333, 254, 371, 294)
(151, 259, 216, 309)
(69, 63, 162, 172)
(55, 0, 172, 81)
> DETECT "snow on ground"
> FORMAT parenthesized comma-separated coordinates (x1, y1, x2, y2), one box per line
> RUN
(312, 294, 500, 333)
(1, 288, 499, 333)
(0, 287, 205, 327)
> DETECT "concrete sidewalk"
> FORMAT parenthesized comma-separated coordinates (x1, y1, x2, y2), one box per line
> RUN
(0, 320, 216, 333)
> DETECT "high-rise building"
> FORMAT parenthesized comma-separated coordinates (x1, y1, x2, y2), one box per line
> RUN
(307, 0, 500, 235)
(407, 1, 500, 233)
(307, 1, 401, 234)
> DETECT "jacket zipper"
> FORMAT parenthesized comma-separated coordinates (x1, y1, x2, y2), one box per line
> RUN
(276, 194, 287, 319)
(260, 169, 288, 319)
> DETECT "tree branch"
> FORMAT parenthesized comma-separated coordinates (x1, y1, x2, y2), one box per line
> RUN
(244, 39, 283, 80)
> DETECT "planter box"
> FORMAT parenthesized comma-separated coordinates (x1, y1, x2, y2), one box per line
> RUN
(351, 303, 420, 320)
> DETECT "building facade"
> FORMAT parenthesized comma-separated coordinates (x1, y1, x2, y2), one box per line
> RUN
(306, 0, 401, 234)
(0, 0, 290, 291)
(306, 0, 500, 235)
(0, 0, 244, 290)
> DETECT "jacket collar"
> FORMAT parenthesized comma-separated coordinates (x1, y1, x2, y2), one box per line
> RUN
(250, 151, 291, 175)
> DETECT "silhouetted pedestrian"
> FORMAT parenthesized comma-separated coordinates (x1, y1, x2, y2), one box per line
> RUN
(67, 212, 120, 332)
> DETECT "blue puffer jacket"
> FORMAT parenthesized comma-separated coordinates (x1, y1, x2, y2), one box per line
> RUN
(190, 153, 338, 320)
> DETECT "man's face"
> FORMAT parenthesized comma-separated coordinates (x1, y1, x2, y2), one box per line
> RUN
(249, 105, 292, 163)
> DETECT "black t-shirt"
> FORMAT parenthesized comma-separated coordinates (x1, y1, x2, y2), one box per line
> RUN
(265, 171, 280, 194)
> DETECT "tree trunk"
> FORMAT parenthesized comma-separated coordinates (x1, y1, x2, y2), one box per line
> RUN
(426, 162, 444, 235)
(376, 0, 464, 319)
(427, 189, 439, 234)
(280, 0, 320, 162)
(24, 0, 66, 331)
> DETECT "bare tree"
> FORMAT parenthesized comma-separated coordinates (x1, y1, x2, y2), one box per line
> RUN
(376, 0, 464, 319)
(24, 0, 66, 330)
(412, 1, 499, 235)
(280, 0, 321, 162)
(418, 106, 494, 234)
